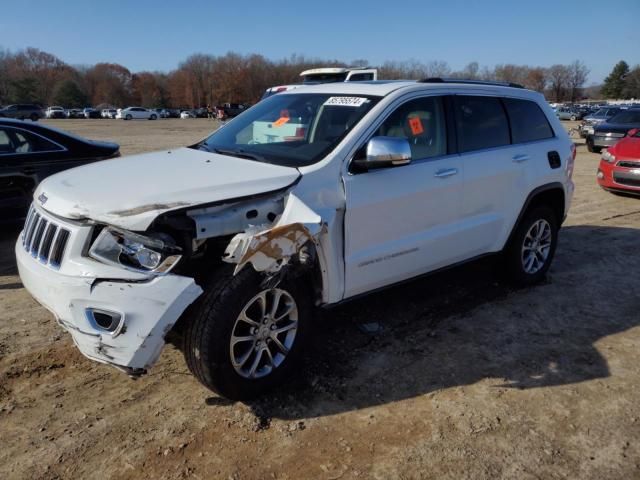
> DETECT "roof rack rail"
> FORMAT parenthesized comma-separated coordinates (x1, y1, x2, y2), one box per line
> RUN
(419, 77, 525, 89)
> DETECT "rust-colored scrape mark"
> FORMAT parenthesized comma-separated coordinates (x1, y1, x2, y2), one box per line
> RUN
(238, 223, 311, 266)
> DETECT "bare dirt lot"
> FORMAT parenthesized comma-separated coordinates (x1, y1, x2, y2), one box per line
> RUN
(1, 119, 639, 479)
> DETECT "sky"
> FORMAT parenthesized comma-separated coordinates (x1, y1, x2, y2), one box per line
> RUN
(1, 0, 638, 85)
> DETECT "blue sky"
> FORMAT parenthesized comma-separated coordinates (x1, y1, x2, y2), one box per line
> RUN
(1, 0, 638, 84)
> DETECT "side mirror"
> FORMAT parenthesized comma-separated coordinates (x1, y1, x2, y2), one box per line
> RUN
(627, 128, 639, 137)
(353, 136, 412, 171)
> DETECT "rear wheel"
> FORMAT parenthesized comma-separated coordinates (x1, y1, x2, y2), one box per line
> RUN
(503, 206, 558, 286)
(183, 267, 312, 400)
(570, 115, 577, 121)
(29, 113, 38, 121)
(586, 137, 601, 154)
(150, 114, 157, 120)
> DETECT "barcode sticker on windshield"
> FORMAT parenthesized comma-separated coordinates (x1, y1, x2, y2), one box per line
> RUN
(324, 97, 369, 107)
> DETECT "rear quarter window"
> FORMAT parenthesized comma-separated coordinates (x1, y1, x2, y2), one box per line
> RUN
(454, 96, 510, 152)
(503, 98, 554, 144)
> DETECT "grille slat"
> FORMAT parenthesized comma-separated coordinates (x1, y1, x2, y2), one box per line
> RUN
(25, 213, 40, 248)
(22, 206, 35, 247)
(50, 229, 70, 267)
(22, 204, 71, 269)
(39, 223, 57, 263)
(29, 215, 44, 253)
(31, 218, 48, 257)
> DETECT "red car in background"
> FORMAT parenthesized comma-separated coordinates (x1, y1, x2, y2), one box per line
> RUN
(597, 128, 640, 195)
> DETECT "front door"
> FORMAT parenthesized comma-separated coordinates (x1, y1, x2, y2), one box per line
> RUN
(342, 95, 466, 298)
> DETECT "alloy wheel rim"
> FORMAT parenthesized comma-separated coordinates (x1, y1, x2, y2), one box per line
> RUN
(521, 219, 552, 275)
(230, 288, 298, 379)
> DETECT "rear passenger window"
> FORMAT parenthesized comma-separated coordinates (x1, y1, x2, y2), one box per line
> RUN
(503, 98, 553, 144)
(10, 129, 62, 153)
(375, 96, 447, 160)
(454, 96, 510, 152)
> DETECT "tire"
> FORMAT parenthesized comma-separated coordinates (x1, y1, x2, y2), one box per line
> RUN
(503, 206, 558, 286)
(30, 113, 39, 121)
(570, 115, 577, 121)
(586, 137, 601, 154)
(150, 114, 157, 120)
(125, 114, 132, 120)
(183, 267, 312, 400)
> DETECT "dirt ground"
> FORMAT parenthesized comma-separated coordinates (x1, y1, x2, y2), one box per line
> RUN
(1, 119, 639, 480)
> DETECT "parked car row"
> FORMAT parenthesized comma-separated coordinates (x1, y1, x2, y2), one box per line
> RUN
(0, 104, 249, 121)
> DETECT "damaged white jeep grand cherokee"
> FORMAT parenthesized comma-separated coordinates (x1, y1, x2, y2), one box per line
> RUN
(16, 79, 575, 399)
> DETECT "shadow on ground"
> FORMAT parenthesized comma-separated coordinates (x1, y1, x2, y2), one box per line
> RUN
(238, 224, 640, 420)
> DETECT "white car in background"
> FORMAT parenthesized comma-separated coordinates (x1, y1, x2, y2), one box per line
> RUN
(180, 110, 195, 119)
(116, 107, 158, 120)
(45, 106, 66, 119)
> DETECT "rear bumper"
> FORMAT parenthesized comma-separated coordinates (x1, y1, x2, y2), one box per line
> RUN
(592, 135, 623, 149)
(16, 238, 202, 371)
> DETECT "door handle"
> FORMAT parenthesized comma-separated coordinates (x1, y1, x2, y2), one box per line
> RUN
(512, 154, 530, 163)
(434, 168, 458, 178)
(22, 167, 36, 175)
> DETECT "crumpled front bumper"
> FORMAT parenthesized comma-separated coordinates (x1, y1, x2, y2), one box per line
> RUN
(16, 239, 202, 372)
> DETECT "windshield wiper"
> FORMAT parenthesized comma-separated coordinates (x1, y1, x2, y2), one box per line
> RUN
(213, 148, 269, 163)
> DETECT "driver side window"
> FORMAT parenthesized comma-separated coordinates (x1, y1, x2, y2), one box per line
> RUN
(375, 96, 447, 160)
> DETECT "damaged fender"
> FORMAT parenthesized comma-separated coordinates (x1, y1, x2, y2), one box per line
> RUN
(223, 194, 323, 274)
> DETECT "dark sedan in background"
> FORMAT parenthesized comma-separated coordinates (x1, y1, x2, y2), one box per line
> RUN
(579, 106, 621, 138)
(587, 109, 640, 153)
(0, 119, 119, 222)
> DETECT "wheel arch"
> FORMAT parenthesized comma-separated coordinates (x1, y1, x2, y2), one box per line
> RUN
(505, 183, 565, 248)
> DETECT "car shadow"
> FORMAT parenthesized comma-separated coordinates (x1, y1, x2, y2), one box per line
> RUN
(0, 227, 21, 277)
(238, 224, 640, 420)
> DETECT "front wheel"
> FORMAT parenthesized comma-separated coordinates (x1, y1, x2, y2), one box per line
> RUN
(502, 206, 558, 286)
(150, 114, 157, 120)
(570, 115, 577, 121)
(183, 268, 312, 400)
(125, 114, 132, 120)
(30, 113, 39, 121)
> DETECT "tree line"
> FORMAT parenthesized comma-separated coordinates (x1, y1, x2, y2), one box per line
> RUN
(0, 47, 637, 109)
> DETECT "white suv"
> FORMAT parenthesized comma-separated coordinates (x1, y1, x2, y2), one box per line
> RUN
(16, 79, 575, 399)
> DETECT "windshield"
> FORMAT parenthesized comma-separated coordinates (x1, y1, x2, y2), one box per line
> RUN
(610, 111, 640, 124)
(197, 93, 380, 167)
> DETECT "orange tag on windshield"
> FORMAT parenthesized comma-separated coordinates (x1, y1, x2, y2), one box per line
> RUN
(273, 116, 289, 127)
(408, 117, 424, 135)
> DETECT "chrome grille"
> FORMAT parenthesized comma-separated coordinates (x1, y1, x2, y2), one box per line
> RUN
(22, 204, 71, 269)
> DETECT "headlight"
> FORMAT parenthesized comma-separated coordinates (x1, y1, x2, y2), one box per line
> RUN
(89, 227, 181, 274)
(601, 150, 616, 163)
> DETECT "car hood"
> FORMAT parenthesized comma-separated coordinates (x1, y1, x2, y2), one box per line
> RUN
(609, 136, 640, 159)
(35, 147, 301, 230)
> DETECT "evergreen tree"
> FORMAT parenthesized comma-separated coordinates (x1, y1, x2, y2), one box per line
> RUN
(601, 61, 630, 99)
(52, 79, 88, 107)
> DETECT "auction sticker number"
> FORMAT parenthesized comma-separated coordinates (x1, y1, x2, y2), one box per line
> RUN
(324, 97, 369, 107)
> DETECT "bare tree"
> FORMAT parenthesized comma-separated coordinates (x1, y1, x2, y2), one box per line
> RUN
(547, 64, 571, 102)
(567, 60, 589, 101)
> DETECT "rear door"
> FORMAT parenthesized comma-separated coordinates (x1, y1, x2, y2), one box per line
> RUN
(455, 95, 557, 255)
(453, 95, 522, 256)
(343, 95, 466, 298)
